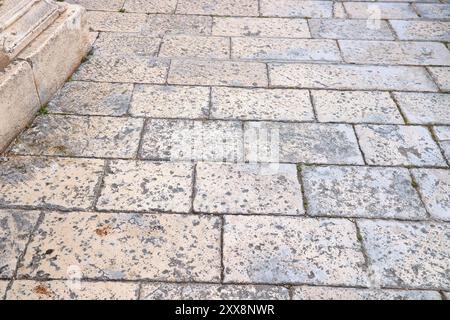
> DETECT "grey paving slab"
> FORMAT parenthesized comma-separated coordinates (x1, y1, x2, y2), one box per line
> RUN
(343, 2, 418, 19)
(260, 0, 333, 18)
(390, 20, 450, 41)
(123, 0, 177, 14)
(176, 0, 259, 16)
(434, 126, 450, 161)
(142, 14, 212, 37)
(159, 35, 230, 59)
(428, 67, 450, 92)
(86, 11, 147, 33)
(414, 4, 450, 19)
(309, 19, 395, 40)
(66, 0, 124, 11)
(93, 33, 161, 57)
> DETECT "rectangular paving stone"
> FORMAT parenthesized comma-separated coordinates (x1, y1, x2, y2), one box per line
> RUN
(211, 87, 315, 121)
(309, 19, 395, 40)
(73, 55, 169, 84)
(194, 162, 304, 215)
(176, 0, 259, 16)
(223, 215, 368, 286)
(18, 212, 221, 282)
(10, 115, 143, 158)
(141, 283, 290, 300)
(260, 0, 333, 18)
(159, 35, 230, 59)
(129, 85, 209, 118)
(212, 17, 311, 38)
(123, 0, 177, 14)
(411, 169, 450, 221)
(339, 40, 450, 66)
(358, 220, 450, 290)
(93, 33, 161, 57)
(86, 11, 147, 33)
(66, 0, 124, 11)
(168, 59, 268, 87)
(0, 157, 104, 210)
(7, 280, 139, 300)
(355, 125, 447, 166)
(292, 286, 441, 300)
(142, 14, 212, 37)
(312, 90, 403, 124)
(0, 210, 39, 278)
(428, 67, 450, 92)
(97, 160, 193, 213)
(433, 126, 450, 162)
(140, 119, 244, 162)
(343, 2, 418, 19)
(302, 166, 427, 219)
(414, 4, 450, 19)
(393, 92, 450, 125)
(269, 63, 438, 91)
(390, 20, 450, 41)
(244, 122, 364, 164)
(48, 81, 133, 116)
(231, 38, 341, 62)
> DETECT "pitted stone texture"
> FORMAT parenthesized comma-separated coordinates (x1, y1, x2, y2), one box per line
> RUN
(140, 119, 244, 162)
(244, 122, 364, 164)
(390, 20, 450, 41)
(160, 36, 230, 59)
(143, 14, 212, 37)
(434, 126, 450, 161)
(358, 220, 450, 290)
(141, 283, 290, 300)
(302, 166, 427, 219)
(66, 0, 124, 11)
(48, 81, 133, 116)
(393, 93, 450, 125)
(356, 125, 446, 166)
(194, 162, 304, 215)
(340, 41, 450, 66)
(212, 17, 311, 38)
(292, 286, 441, 300)
(211, 88, 315, 121)
(18, 212, 221, 282)
(7, 280, 139, 300)
(168, 59, 268, 87)
(269, 63, 437, 91)
(312, 91, 403, 124)
(86, 11, 147, 33)
(260, 0, 333, 18)
(130, 85, 209, 118)
(93, 33, 161, 57)
(73, 55, 169, 83)
(223, 216, 368, 286)
(0, 157, 103, 210)
(97, 160, 193, 213)
(414, 4, 450, 19)
(428, 67, 450, 92)
(411, 169, 450, 221)
(0, 210, 39, 278)
(343, 2, 418, 19)
(232, 38, 341, 62)
(176, 0, 259, 16)
(10, 115, 143, 158)
(123, 0, 177, 14)
(309, 19, 395, 40)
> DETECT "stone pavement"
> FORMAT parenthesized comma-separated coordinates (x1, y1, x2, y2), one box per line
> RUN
(0, 0, 449, 300)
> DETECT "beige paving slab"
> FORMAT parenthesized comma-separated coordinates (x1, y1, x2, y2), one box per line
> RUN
(223, 215, 368, 286)
(18, 212, 221, 282)
(333, 2, 347, 18)
(390, 20, 450, 41)
(193, 162, 304, 215)
(312, 90, 403, 124)
(86, 11, 147, 33)
(93, 33, 161, 57)
(168, 59, 268, 87)
(302, 166, 427, 219)
(414, 4, 450, 19)
(212, 17, 311, 38)
(96, 160, 193, 213)
(159, 35, 230, 59)
(10, 115, 143, 158)
(293, 286, 441, 300)
(340, 40, 450, 66)
(73, 55, 169, 84)
(211, 87, 315, 121)
(66, 0, 124, 11)
(48, 81, 133, 117)
(309, 19, 395, 40)
(129, 85, 209, 118)
(393, 92, 450, 125)
(231, 38, 341, 62)
(244, 122, 364, 164)
(141, 283, 290, 300)
(344, 2, 418, 19)
(123, 0, 177, 14)
(358, 220, 450, 290)
(7, 280, 139, 300)
(0, 281, 7, 298)
(428, 67, 450, 92)
(140, 119, 244, 162)
(0, 210, 40, 278)
(356, 125, 447, 166)
(176, 0, 259, 16)
(142, 14, 212, 37)
(0, 157, 104, 210)
(260, 0, 333, 18)
(269, 63, 438, 91)
(411, 169, 450, 221)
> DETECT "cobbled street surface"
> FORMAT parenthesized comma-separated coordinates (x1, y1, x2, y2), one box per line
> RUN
(1, 0, 449, 300)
